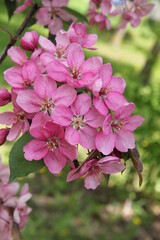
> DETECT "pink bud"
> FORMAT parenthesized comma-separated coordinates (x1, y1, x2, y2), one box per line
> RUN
(0, 88, 11, 106)
(20, 31, 39, 51)
(0, 128, 9, 146)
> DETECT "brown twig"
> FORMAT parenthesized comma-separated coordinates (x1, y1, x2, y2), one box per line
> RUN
(0, 3, 38, 65)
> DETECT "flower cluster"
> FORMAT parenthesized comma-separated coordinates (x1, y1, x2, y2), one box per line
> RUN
(88, 0, 154, 30)
(14, 0, 76, 35)
(0, 23, 144, 189)
(0, 159, 32, 240)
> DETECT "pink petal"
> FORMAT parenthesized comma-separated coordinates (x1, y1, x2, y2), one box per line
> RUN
(30, 112, 50, 129)
(100, 63, 112, 86)
(47, 59, 69, 82)
(48, 18, 63, 35)
(100, 0, 112, 15)
(34, 74, 57, 99)
(4, 66, 24, 88)
(40, 52, 55, 66)
(0, 112, 16, 125)
(56, 29, 70, 49)
(39, 35, 56, 53)
(111, 76, 126, 94)
(22, 60, 39, 85)
(24, 140, 48, 161)
(124, 115, 144, 131)
(44, 149, 67, 174)
(82, 34, 98, 48)
(84, 168, 103, 190)
(67, 43, 85, 70)
(8, 46, 27, 65)
(79, 125, 97, 150)
(30, 126, 54, 140)
(115, 130, 135, 152)
(65, 126, 80, 145)
(71, 93, 91, 116)
(96, 130, 115, 155)
(51, 106, 73, 126)
(45, 122, 65, 139)
(98, 156, 125, 174)
(114, 103, 135, 120)
(59, 139, 78, 160)
(82, 57, 102, 75)
(51, 0, 68, 7)
(84, 107, 105, 128)
(93, 97, 108, 116)
(104, 92, 128, 111)
(103, 113, 112, 135)
(53, 84, 77, 107)
(16, 90, 41, 113)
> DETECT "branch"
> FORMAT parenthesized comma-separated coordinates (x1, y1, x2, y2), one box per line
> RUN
(0, 3, 38, 65)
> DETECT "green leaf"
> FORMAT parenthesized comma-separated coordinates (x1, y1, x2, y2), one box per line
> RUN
(4, 0, 17, 20)
(9, 132, 45, 183)
(63, 7, 88, 23)
(33, 0, 42, 6)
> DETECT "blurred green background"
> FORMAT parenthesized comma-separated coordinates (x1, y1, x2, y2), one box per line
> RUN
(0, 0, 160, 239)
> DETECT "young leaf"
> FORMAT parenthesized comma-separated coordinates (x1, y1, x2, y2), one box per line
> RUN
(9, 132, 45, 183)
(33, 0, 42, 6)
(63, 7, 88, 23)
(4, 0, 17, 20)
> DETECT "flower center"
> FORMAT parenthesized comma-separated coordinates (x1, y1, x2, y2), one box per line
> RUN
(111, 119, 126, 132)
(41, 98, 54, 114)
(99, 86, 112, 98)
(55, 47, 66, 59)
(69, 66, 82, 81)
(23, 79, 33, 88)
(71, 115, 86, 130)
(46, 138, 59, 151)
(16, 112, 25, 122)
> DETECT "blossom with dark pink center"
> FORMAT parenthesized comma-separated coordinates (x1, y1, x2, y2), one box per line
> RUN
(16, 75, 77, 115)
(36, 0, 76, 35)
(93, 63, 127, 115)
(0, 91, 30, 141)
(67, 156, 125, 189)
(39, 30, 70, 65)
(52, 93, 105, 149)
(24, 122, 78, 174)
(96, 103, 144, 155)
(20, 31, 39, 51)
(0, 88, 11, 106)
(47, 43, 102, 88)
(4, 60, 39, 89)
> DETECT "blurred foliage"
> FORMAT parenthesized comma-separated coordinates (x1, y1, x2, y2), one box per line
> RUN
(0, 0, 160, 239)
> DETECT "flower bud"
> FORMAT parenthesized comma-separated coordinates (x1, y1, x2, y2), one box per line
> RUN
(0, 88, 11, 106)
(20, 31, 39, 51)
(0, 128, 9, 146)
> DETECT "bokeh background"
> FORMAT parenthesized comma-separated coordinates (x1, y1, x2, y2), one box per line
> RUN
(0, 0, 160, 239)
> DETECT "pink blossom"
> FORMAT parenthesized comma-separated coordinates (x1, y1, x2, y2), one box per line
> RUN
(67, 156, 125, 189)
(93, 63, 127, 115)
(67, 22, 98, 48)
(20, 31, 39, 51)
(16, 75, 77, 114)
(47, 43, 102, 88)
(96, 103, 144, 155)
(0, 88, 11, 106)
(0, 90, 30, 141)
(7, 46, 28, 65)
(36, 0, 76, 35)
(132, 0, 154, 17)
(4, 60, 39, 89)
(24, 122, 78, 174)
(0, 129, 9, 146)
(39, 30, 70, 65)
(14, 0, 32, 14)
(52, 93, 105, 149)
(0, 160, 32, 238)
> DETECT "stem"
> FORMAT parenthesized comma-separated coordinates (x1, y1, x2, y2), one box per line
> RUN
(0, 3, 38, 65)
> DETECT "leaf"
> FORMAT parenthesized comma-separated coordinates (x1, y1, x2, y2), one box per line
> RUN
(4, 0, 17, 20)
(129, 147, 143, 187)
(104, 174, 110, 186)
(33, 0, 42, 6)
(9, 132, 45, 183)
(63, 7, 88, 23)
